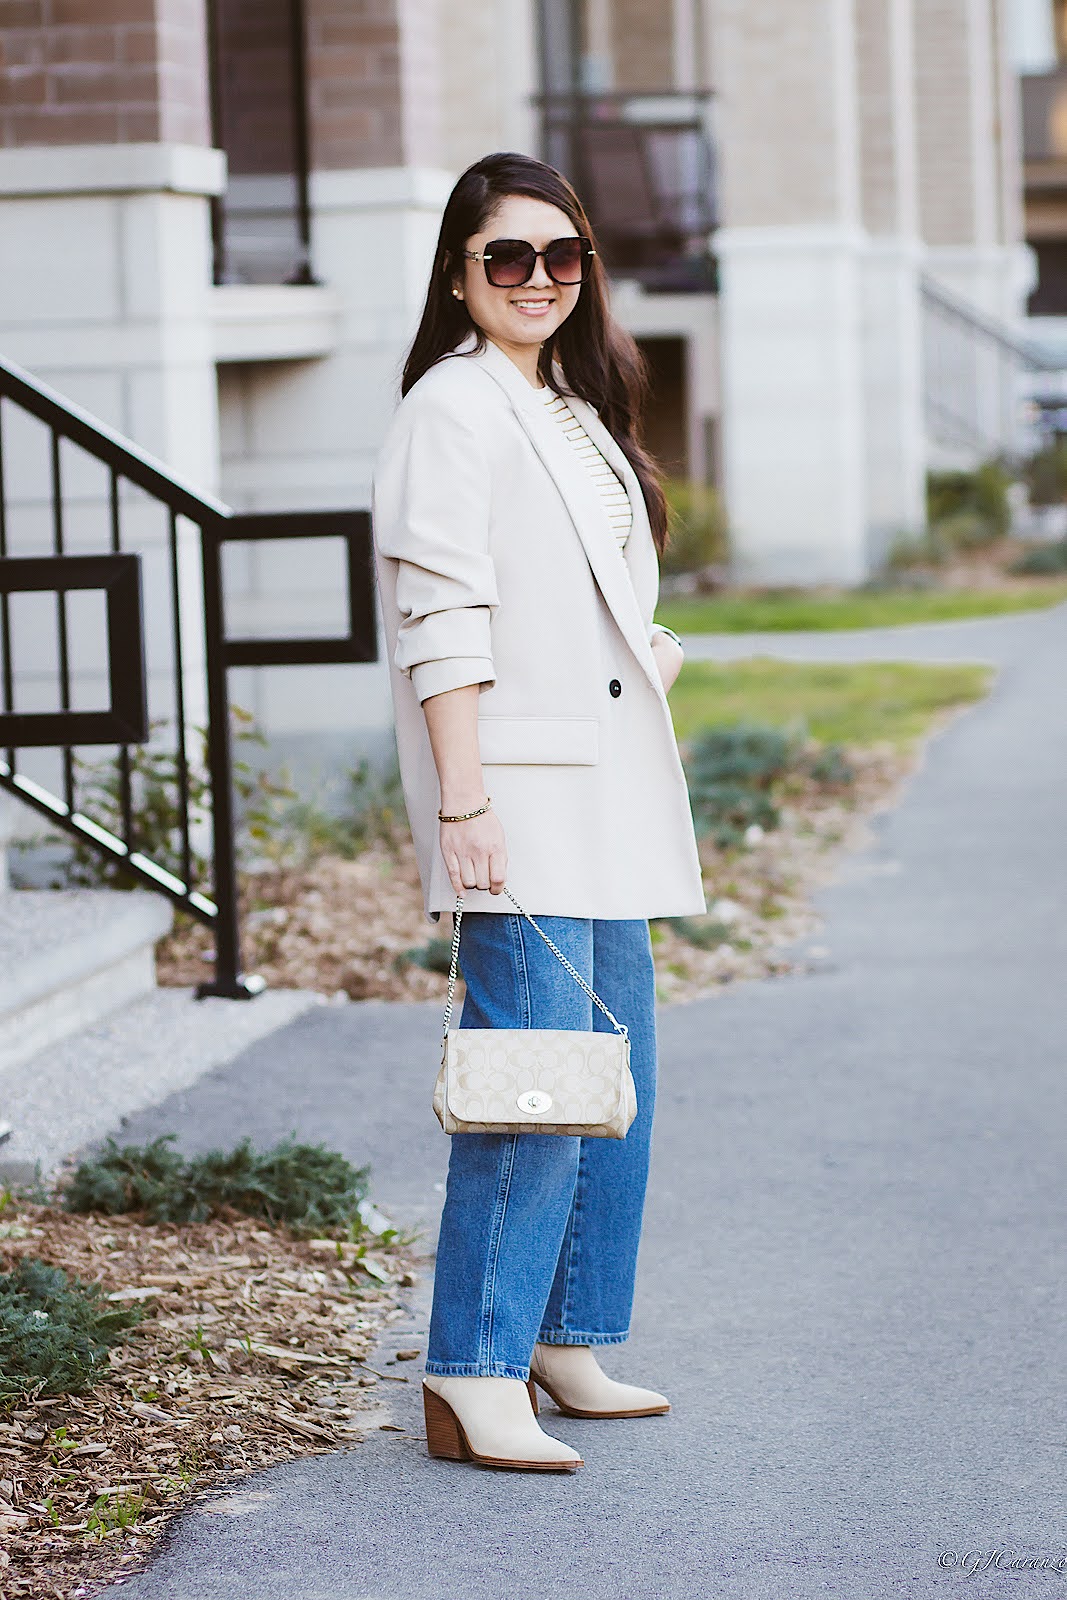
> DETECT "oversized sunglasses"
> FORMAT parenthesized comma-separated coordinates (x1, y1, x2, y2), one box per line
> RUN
(463, 236, 596, 288)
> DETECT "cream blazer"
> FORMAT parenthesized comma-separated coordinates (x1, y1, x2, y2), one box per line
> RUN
(371, 331, 707, 925)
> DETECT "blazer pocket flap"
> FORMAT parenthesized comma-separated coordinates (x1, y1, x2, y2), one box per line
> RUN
(476, 715, 599, 765)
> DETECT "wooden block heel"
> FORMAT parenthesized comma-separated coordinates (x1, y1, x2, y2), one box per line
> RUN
(526, 1376, 539, 1415)
(423, 1383, 470, 1460)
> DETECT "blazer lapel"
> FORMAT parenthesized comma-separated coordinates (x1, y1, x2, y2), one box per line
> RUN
(457, 336, 662, 695)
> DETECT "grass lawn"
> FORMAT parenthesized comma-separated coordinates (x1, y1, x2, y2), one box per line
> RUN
(669, 658, 993, 748)
(656, 580, 1067, 635)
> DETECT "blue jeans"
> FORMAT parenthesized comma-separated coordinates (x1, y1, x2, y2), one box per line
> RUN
(425, 910, 658, 1379)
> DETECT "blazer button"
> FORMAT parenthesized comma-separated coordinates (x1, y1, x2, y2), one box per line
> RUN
(609, 678, 622, 698)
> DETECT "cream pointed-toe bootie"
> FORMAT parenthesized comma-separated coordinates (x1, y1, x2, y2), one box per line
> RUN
(528, 1343, 670, 1419)
(422, 1374, 584, 1471)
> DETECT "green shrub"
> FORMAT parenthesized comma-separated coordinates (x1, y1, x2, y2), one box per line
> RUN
(265, 756, 409, 866)
(886, 525, 955, 571)
(62, 1134, 370, 1235)
(683, 722, 796, 846)
(1008, 538, 1067, 576)
(395, 937, 454, 975)
(803, 743, 854, 786)
(40, 706, 407, 885)
(662, 480, 728, 576)
(0, 1258, 144, 1404)
(1022, 441, 1067, 507)
(56, 707, 296, 891)
(659, 915, 738, 949)
(691, 778, 782, 846)
(685, 721, 795, 791)
(931, 508, 1001, 552)
(682, 721, 855, 848)
(926, 460, 1011, 542)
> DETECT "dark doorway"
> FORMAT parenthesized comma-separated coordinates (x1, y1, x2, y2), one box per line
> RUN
(637, 337, 688, 478)
(1028, 239, 1067, 315)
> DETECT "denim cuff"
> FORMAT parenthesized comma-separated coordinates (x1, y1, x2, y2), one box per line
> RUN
(423, 1360, 532, 1380)
(536, 1329, 629, 1346)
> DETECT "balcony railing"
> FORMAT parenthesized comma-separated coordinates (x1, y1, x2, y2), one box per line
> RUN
(536, 90, 718, 293)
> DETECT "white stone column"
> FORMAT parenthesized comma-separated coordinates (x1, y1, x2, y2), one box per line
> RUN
(709, 0, 870, 583)
(714, 223, 868, 584)
(860, 238, 926, 557)
(856, 0, 926, 559)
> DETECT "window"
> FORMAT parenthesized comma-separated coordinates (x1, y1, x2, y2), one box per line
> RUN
(207, 0, 314, 286)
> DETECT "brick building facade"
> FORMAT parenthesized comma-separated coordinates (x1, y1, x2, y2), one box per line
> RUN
(0, 0, 1029, 788)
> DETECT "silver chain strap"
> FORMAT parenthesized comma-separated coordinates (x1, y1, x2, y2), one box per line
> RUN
(441, 887, 629, 1040)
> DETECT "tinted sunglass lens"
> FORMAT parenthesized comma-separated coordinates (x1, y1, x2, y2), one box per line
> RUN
(486, 241, 536, 286)
(545, 239, 587, 283)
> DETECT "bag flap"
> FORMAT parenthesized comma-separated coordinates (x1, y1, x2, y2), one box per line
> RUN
(443, 1028, 630, 1126)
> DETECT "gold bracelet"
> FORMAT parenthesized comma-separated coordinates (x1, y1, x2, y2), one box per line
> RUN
(438, 797, 492, 823)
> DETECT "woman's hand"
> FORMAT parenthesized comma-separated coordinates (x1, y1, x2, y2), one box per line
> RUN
(420, 682, 507, 895)
(440, 808, 509, 896)
(650, 632, 685, 694)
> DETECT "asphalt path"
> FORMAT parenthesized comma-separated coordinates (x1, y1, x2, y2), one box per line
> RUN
(108, 605, 1066, 1600)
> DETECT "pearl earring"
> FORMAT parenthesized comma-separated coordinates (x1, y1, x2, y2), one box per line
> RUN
(452, 288, 462, 300)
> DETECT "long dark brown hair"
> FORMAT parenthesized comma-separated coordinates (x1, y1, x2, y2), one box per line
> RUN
(401, 151, 669, 554)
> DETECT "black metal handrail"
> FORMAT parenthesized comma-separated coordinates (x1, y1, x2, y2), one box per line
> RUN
(0, 353, 376, 998)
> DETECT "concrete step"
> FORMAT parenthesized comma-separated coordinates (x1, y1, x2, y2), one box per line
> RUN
(0, 887, 174, 1075)
(0, 982, 323, 1188)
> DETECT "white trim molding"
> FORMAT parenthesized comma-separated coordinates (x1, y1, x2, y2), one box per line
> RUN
(308, 166, 457, 215)
(0, 143, 227, 199)
(211, 285, 344, 364)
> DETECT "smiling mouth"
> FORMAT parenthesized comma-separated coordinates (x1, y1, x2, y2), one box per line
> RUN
(511, 299, 555, 312)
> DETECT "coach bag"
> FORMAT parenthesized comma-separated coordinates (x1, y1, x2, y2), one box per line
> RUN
(433, 887, 637, 1138)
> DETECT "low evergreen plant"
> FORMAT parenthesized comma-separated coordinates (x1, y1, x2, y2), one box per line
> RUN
(62, 1134, 370, 1234)
(0, 1257, 144, 1404)
(1009, 537, 1067, 576)
(682, 721, 854, 848)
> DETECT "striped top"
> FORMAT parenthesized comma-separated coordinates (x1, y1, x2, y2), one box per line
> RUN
(539, 385, 633, 550)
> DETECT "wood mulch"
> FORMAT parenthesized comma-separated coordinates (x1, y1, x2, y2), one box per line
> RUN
(0, 1202, 421, 1600)
(157, 743, 918, 1007)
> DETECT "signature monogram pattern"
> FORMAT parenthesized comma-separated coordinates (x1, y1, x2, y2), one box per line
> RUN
(433, 1027, 637, 1138)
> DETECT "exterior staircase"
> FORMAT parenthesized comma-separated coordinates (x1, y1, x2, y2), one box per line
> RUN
(0, 793, 172, 1181)
(0, 797, 318, 1190)
(0, 356, 354, 1190)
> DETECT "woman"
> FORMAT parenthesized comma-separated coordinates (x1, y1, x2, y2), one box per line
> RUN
(371, 152, 707, 1473)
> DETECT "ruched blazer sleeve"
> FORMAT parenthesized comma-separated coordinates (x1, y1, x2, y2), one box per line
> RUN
(371, 394, 500, 705)
(371, 332, 708, 925)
